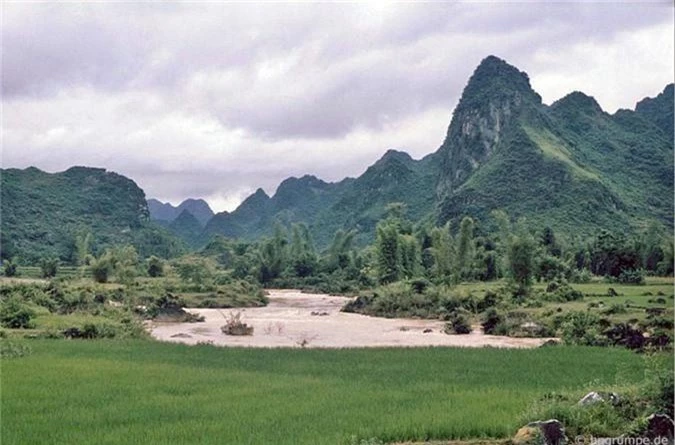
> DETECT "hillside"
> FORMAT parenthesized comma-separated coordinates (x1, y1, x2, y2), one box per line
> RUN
(0, 167, 184, 263)
(199, 56, 672, 246)
(203, 150, 439, 247)
(435, 56, 673, 234)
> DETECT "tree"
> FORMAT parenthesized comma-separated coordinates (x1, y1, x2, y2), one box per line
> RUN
(429, 223, 455, 282)
(375, 221, 402, 284)
(147, 256, 164, 277)
(456, 217, 475, 281)
(507, 234, 536, 295)
(257, 227, 288, 284)
(325, 229, 356, 272)
(288, 224, 317, 278)
(90, 253, 113, 283)
(74, 231, 93, 266)
(39, 257, 59, 278)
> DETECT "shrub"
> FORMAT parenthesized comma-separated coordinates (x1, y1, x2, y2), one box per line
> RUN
(482, 308, 503, 335)
(603, 323, 645, 350)
(0, 342, 32, 358)
(221, 311, 254, 336)
(445, 311, 472, 334)
(147, 256, 164, 277)
(560, 311, 607, 346)
(90, 256, 112, 283)
(410, 278, 431, 294)
(63, 322, 119, 339)
(39, 257, 59, 278)
(0, 298, 36, 329)
(617, 269, 645, 285)
(3, 260, 18, 277)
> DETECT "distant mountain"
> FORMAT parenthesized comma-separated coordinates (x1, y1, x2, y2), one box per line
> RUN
(148, 198, 214, 227)
(168, 209, 203, 247)
(203, 150, 439, 247)
(200, 56, 672, 246)
(1, 167, 184, 263)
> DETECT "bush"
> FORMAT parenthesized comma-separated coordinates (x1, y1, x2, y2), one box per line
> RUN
(603, 323, 645, 350)
(482, 308, 503, 335)
(445, 311, 472, 334)
(221, 311, 254, 336)
(39, 257, 59, 278)
(3, 260, 18, 277)
(0, 341, 32, 358)
(617, 269, 645, 285)
(560, 311, 607, 346)
(147, 256, 164, 277)
(0, 298, 36, 329)
(90, 256, 112, 283)
(63, 322, 119, 339)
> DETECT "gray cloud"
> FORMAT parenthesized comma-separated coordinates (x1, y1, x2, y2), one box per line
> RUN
(2, 2, 673, 211)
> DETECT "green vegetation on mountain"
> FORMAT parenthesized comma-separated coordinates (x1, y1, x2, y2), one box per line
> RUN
(435, 58, 672, 237)
(1, 167, 184, 263)
(196, 56, 672, 248)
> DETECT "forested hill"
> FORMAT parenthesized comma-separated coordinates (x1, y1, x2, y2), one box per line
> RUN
(195, 56, 673, 247)
(0, 167, 184, 263)
(435, 56, 673, 234)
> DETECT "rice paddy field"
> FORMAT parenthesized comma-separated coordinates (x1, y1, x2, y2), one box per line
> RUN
(2, 340, 663, 445)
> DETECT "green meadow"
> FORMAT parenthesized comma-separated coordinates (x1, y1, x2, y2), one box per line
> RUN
(2, 340, 660, 445)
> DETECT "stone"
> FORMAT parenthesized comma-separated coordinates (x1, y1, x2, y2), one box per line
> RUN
(514, 419, 566, 445)
(578, 391, 620, 406)
(645, 414, 674, 444)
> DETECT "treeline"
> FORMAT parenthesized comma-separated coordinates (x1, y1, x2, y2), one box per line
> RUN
(3, 204, 673, 293)
(173, 204, 673, 293)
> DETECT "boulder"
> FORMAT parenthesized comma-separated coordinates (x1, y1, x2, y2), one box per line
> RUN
(514, 419, 566, 445)
(645, 414, 674, 443)
(578, 391, 620, 406)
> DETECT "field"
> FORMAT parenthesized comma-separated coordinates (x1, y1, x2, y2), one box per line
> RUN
(2, 340, 662, 445)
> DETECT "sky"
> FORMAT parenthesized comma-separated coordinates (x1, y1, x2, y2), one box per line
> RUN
(2, 2, 673, 213)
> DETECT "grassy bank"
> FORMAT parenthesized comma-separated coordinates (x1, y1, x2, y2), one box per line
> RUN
(2, 340, 660, 445)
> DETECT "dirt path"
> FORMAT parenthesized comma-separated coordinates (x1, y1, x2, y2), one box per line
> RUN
(150, 289, 553, 348)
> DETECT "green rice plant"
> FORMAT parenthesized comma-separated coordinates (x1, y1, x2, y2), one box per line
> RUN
(2, 340, 659, 445)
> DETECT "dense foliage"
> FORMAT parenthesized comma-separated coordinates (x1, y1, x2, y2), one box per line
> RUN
(0, 167, 185, 263)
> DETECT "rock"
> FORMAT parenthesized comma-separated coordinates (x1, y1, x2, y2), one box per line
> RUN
(514, 419, 566, 445)
(422, 328, 433, 333)
(170, 333, 192, 338)
(645, 414, 674, 443)
(578, 391, 620, 406)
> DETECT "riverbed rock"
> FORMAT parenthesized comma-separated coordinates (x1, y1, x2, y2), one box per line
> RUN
(514, 419, 566, 445)
(578, 391, 620, 406)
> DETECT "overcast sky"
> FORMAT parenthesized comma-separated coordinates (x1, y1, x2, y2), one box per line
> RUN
(2, 2, 673, 213)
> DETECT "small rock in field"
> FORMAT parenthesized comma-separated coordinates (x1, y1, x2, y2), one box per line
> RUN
(422, 328, 433, 333)
(578, 391, 620, 406)
(514, 419, 566, 445)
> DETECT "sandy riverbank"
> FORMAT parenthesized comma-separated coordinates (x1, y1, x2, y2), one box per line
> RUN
(150, 289, 552, 348)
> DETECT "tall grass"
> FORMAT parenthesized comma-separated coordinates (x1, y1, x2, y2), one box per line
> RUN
(2, 340, 654, 445)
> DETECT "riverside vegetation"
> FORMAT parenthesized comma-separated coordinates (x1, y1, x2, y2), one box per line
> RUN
(2, 207, 673, 443)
